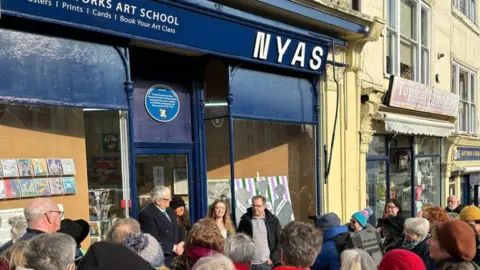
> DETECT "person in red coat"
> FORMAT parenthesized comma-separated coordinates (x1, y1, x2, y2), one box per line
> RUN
(273, 221, 322, 270)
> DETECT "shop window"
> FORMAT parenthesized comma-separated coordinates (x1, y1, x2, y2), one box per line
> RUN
(386, 0, 430, 84)
(389, 141, 412, 217)
(415, 157, 441, 210)
(449, 177, 456, 196)
(232, 119, 316, 226)
(368, 136, 387, 156)
(452, 62, 477, 134)
(367, 161, 387, 225)
(416, 137, 441, 155)
(453, 0, 476, 23)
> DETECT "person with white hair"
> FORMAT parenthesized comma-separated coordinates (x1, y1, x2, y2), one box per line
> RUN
(139, 186, 185, 267)
(192, 254, 235, 270)
(224, 233, 255, 270)
(340, 249, 376, 270)
(22, 233, 76, 270)
(0, 198, 62, 253)
(400, 217, 434, 269)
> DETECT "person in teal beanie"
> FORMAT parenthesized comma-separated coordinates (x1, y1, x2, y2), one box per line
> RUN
(350, 212, 368, 232)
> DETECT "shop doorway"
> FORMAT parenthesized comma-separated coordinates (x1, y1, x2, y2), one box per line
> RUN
(134, 149, 194, 220)
(461, 174, 480, 206)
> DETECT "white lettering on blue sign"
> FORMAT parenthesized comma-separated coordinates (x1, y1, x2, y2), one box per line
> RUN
(253, 31, 324, 71)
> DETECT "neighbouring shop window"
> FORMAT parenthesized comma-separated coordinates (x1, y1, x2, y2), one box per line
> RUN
(389, 136, 412, 216)
(449, 176, 456, 196)
(367, 160, 387, 225)
(386, 0, 430, 84)
(453, 0, 476, 23)
(452, 62, 477, 134)
(232, 120, 316, 226)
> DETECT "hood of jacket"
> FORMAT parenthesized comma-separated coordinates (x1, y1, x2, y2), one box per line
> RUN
(437, 259, 480, 270)
(323, 225, 348, 241)
(244, 207, 276, 222)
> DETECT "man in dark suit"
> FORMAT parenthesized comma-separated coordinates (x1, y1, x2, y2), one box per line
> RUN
(139, 186, 185, 267)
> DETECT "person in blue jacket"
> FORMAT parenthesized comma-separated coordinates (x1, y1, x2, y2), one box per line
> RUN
(311, 213, 348, 270)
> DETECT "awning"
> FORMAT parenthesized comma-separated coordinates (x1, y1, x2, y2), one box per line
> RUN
(374, 112, 455, 137)
(453, 166, 480, 174)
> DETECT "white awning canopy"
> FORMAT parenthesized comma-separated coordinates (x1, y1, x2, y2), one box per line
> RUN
(374, 112, 455, 137)
(453, 166, 480, 174)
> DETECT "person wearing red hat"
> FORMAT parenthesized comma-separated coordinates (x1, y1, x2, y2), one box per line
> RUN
(378, 249, 426, 270)
(428, 220, 480, 269)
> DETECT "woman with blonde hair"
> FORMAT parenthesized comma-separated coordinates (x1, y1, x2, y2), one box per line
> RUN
(208, 199, 235, 238)
(340, 249, 376, 270)
(0, 240, 28, 270)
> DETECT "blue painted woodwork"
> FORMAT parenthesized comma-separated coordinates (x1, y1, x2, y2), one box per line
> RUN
(0, 27, 127, 109)
(2, 0, 330, 74)
(454, 147, 480, 161)
(229, 66, 316, 123)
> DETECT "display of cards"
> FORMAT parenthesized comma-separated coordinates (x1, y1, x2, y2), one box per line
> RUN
(20, 179, 37, 197)
(0, 165, 3, 178)
(90, 236, 101, 244)
(7, 180, 22, 198)
(32, 159, 48, 176)
(49, 178, 64, 195)
(2, 159, 19, 178)
(61, 159, 75, 175)
(35, 179, 51, 196)
(101, 220, 111, 236)
(17, 159, 34, 177)
(47, 159, 63, 176)
(63, 177, 76, 194)
(0, 181, 6, 199)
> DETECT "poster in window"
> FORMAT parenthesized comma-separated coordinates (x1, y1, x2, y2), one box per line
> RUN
(207, 179, 231, 206)
(17, 159, 34, 177)
(152, 166, 164, 187)
(103, 133, 119, 152)
(173, 168, 188, 195)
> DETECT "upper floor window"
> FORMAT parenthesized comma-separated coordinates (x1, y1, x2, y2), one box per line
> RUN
(452, 62, 477, 134)
(386, 0, 430, 85)
(453, 0, 476, 23)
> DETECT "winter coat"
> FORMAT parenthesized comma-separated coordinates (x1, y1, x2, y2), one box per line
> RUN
(237, 208, 282, 266)
(400, 238, 436, 270)
(437, 259, 480, 270)
(311, 225, 349, 270)
(445, 205, 466, 214)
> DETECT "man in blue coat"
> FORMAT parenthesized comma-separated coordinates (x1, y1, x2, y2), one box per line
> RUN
(311, 213, 348, 270)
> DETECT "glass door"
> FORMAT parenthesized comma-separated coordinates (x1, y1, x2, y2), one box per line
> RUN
(135, 154, 190, 212)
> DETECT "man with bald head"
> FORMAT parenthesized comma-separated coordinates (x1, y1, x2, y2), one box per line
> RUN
(446, 195, 466, 214)
(0, 198, 62, 252)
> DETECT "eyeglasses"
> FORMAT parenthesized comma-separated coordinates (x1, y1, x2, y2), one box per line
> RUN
(252, 204, 264, 208)
(350, 219, 357, 224)
(46, 211, 64, 218)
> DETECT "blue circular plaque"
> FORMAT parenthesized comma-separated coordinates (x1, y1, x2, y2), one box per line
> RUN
(144, 85, 180, 122)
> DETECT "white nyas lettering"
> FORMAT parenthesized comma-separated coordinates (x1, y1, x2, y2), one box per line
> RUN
(309, 46, 323, 70)
(253, 32, 271, 60)
(291, 42, 306, 67)
(276, 37, 291, 64)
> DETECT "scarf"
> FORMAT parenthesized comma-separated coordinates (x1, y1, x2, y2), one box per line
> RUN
(401, 235, 427, 250)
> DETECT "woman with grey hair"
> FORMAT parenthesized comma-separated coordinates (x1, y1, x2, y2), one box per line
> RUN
(192, 254, 235, 270)
(400, 217, 434, 269)
(340, 249, 376, 270)
(224, 233, 255, 270)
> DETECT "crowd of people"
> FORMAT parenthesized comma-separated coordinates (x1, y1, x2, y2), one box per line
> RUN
(0, 188, 479, 270)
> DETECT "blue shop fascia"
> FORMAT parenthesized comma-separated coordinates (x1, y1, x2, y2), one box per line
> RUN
(0, 0, 373, 232)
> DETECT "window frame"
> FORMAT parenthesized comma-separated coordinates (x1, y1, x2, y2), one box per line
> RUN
(452, 61, 477, 134)
(385, 0, 431, 85)
(453, 0, 477, 23)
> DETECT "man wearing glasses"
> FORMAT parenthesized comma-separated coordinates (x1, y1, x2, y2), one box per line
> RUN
(139, 185, 185, 267)
(0, 198, 63, 253)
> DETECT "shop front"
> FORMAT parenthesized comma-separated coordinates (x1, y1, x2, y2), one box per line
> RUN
(365, 76, 459, 223)
(0, 0, 380, 244)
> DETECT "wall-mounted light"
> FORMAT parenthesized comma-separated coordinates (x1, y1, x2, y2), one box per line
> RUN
(438, 53, 445, 60)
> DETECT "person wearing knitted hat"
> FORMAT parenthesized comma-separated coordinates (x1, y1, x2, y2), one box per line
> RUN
(378, 249, 426, 270)
(349, 212, 367, 232)
(311, 213, 348, 270)
(428, 220, 480, 269)
(124, 232, 165, 268)
(460, 205, 480, 265)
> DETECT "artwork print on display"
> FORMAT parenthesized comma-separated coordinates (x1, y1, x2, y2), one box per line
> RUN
(32, 159, 48, 176)
(36, 179, 51, 196)
(61, 159, 76, 175)
(20, 179, 37, 197)
(1, 159, 19, 178)
(206, 179, 231, 206)
(63, 177, 77, 194)
(17, 159, 34, 177)
(47, 159, 63, 176)
(49, 178, 65, 195)
(0, 181, 6, 199)
(8, 180, 22, 198)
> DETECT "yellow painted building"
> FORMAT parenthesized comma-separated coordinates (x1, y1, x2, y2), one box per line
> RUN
(346, 0, 480, 223)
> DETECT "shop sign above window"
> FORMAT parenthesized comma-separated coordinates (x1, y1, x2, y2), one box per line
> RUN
(144, 85, 180, 123)
(387, 76, 460, 117)
(2, 0, 329, 73)
(454, 147, 480, 161)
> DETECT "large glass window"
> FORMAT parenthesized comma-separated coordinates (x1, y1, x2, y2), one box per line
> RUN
(232, 120, 316, 226)
(453, 0, 476, 23)
(452, 62, 477, 134)
(367, 160, 387, 225)
(386, 0, 430, 84)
